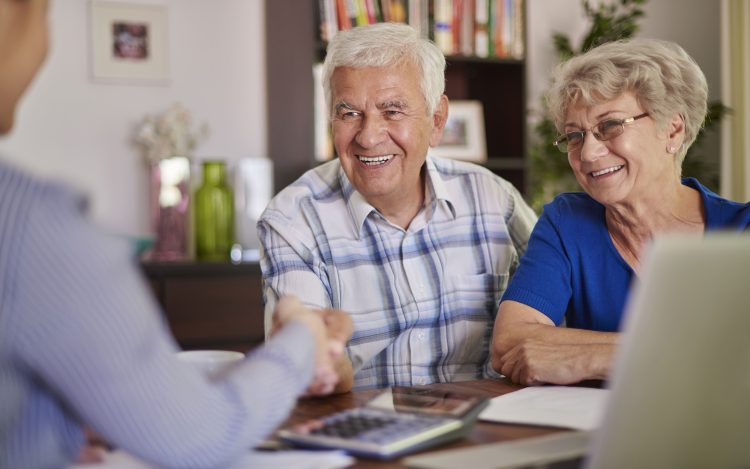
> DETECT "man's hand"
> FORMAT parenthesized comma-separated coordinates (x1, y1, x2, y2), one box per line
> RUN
(74, 428, 108, 464)
(271, 296, 352, 396)
(317, 308, 355, 393)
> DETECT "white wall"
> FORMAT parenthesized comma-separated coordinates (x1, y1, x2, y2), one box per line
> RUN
(0, 0, 266, 237)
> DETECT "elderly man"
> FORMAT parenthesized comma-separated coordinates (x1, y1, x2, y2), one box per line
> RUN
(259, 22, 536, 392)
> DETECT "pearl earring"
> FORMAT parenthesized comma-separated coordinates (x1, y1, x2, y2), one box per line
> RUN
(667, 145, 676, 153)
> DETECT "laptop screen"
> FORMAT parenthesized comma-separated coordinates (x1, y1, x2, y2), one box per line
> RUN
(587, 233, 750, 469)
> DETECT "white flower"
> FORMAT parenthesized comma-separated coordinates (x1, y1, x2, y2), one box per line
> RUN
(133, 103, 210, 165)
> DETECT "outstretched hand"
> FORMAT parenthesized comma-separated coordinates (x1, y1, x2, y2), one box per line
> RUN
(271, 296, 352, 396)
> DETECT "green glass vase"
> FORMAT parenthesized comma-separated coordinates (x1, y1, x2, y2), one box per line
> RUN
(195, 160, 234, 261)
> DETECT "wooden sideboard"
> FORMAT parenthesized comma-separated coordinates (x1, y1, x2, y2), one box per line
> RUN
(140, 261, 265, 352)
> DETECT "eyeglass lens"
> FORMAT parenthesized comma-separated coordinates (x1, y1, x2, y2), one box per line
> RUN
(554, 113, 648, 153)
(556, 120, 624, 152)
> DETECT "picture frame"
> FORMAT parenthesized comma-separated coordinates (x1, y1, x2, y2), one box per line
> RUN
(89, 1, 169, 84)
(431, 100, 487, 162)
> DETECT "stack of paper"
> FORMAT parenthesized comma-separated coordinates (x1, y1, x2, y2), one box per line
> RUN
(479, 386, 610, 431)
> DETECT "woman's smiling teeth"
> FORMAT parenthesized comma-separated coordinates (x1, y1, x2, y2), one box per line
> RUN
(591, 165, 623, 178)
(357, 155, 393, 166)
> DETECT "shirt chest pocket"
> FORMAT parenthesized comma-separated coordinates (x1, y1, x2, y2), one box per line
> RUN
(443, 273, 509, 319)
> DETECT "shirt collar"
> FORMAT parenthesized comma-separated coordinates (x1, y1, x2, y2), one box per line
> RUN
(425, 155, 456, 217)
(339, 156, 458, 238)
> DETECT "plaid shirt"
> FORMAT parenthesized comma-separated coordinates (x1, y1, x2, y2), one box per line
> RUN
(259, 155, 537, 390)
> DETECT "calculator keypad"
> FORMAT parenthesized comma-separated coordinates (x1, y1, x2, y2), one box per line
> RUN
(309, 408, 453, 444)
(278, 407, 466, 458)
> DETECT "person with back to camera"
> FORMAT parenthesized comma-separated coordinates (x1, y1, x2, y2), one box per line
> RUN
(0, 1, 352, 468)
(259, 22, 537, 393)
(492, 38, 750, 386)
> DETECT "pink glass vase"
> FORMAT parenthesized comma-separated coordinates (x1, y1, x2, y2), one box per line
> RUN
(148, 156, 191, 261)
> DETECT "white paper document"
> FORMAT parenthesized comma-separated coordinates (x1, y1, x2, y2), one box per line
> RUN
(68, 448, 354, 469)
(479, 386, 610, 431)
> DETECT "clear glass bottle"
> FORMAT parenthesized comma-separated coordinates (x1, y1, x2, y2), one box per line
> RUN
(195, 160, 234, 261)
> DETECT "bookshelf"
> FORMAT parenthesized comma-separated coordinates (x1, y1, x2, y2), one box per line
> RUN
(265, 0, 528, 194)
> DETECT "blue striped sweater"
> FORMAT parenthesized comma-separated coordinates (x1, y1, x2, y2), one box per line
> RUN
(0, 159, 313, 468)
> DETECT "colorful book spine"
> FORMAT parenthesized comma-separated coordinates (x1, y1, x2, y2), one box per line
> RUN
(344, 0, 360, 26)
(389, 0, 407, 23)
(318, 0, 523, 59)
(460, 0, 475, 56)
(364, 0, 378, 23)
(502, 0, 513, 57)
(409, 0, 429, 38)
(336, 0, 352, 30)
(434, 0, 453, 55)
(319, 0, 338, 42)
(452, 0, 463, 54)
(511, 0, 525, 59)
(474, 0, 489, 58)
(492, 0, 503, 57)
(353, 0, 369, 25)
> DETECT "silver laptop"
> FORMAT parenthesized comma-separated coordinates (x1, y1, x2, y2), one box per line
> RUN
(405, 233, 750, 469)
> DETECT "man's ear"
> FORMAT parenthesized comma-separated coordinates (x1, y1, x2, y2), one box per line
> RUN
(429, 95, 449, 147)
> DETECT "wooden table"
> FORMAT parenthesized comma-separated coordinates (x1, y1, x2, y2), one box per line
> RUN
(274, 378, 576, 468)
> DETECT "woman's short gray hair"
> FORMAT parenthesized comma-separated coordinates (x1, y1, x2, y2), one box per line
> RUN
(546, 38, 708, 167)
(322, 23, 446, 117)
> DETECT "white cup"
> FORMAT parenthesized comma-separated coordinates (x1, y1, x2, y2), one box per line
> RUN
(176, 350, 245, 379)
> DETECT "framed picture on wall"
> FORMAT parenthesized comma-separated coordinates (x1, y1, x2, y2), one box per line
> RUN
(89, 1, 169, 84)
(431, 100, 487, 162)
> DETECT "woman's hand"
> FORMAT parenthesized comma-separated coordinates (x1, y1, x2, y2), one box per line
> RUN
(492, 301, 618, 385)
(497, 340, 614, 386)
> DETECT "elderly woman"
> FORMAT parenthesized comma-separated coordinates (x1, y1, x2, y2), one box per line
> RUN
(491, 38, 750, 386)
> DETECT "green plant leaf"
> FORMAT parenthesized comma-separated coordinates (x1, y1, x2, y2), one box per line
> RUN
(553, 33, 575, 61)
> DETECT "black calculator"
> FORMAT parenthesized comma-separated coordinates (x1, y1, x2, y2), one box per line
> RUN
(277, 387, 489, 459)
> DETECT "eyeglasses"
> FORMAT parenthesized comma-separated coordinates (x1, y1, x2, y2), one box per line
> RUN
(553, 112, 650, 153)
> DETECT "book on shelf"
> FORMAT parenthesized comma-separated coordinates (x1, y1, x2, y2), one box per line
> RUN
(335, 0, 352, 30)
(319, 0, 338, 42)
(474, 0, 489, 57)
(364, 0, 381, 23)
(408, 0, 429, 38)
(458, 0, 475, 56)
(316, 0, 524, 61)
(511, 0, 524, 59)
(502, 0, 513, 58)
(356, 0, 370, 24)
(433, 0, 453, 54)
(345, 0, 362, 27)
(382, 0, 407, 22)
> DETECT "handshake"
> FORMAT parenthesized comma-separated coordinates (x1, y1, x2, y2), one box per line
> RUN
(270, 296, 354, 396)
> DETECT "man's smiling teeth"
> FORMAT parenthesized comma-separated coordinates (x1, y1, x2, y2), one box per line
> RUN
(357, 155, 393, 166)
(591, 165, 623, 177)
